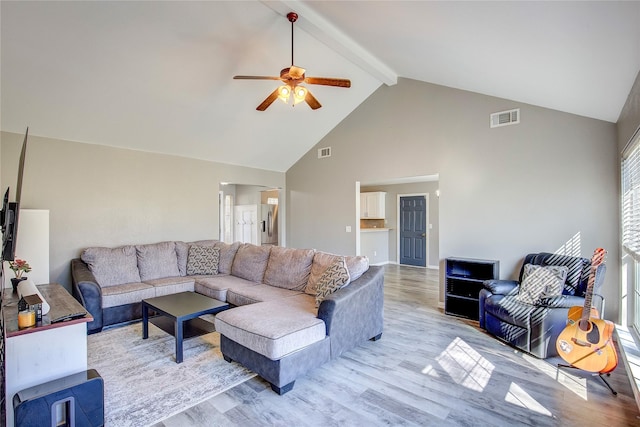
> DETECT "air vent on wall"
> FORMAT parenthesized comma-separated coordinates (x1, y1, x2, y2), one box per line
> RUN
(490, 108, 520, 128)
(318, 147, 332, 159)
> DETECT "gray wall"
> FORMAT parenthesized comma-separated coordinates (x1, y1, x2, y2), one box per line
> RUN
(618, 70, 640, 152)
(361, 181, 440, 267)
(0, 131, 285, 291)
(286, 78, 620, 319)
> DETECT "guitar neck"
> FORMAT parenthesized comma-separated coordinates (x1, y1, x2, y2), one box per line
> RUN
(579, 276, 595, 329)
(580, 249, 605, 329)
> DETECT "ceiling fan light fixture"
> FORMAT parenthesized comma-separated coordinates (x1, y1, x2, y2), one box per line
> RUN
(293, 85, 308, 105)
(277, 85, 292, 103)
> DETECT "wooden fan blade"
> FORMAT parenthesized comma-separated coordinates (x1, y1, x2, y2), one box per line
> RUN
(257, 88, 280, 111)
(234, 75, 281, 81)
(305, 77, 351, 88)
(305, 90, 322, 110)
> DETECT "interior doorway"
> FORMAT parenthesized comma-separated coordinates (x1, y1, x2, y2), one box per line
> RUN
(358, 175, 439, 268)
(219, 183, 281, 246)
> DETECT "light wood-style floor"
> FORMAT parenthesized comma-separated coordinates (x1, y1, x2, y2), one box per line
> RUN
(155, 264, 640, 426)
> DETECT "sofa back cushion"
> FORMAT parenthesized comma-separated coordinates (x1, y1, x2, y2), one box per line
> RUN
(263, 246, 315, 291)
(215, 241, 241, 274)
(136, 241, 181, 281)
(190, 239, 219, 247)
(231, 244, 271, 282)
(175, 241, 189, 276)
(81, 245, 141, 287)
(305, 251, 369, 295)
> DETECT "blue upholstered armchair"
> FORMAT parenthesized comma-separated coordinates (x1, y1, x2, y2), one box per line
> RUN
(479, 252, 606, 359)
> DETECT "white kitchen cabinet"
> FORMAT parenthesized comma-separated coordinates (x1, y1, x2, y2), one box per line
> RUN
(360, 192, 386, 219)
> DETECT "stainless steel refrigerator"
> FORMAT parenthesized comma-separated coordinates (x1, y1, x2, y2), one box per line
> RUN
(260, 204, 278, 245)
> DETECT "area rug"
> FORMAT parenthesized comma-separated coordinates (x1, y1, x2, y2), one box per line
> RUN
(87, 318, 255, 426)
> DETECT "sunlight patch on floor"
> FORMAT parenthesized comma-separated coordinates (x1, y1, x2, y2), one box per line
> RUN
(505, 382, 554, 416)
(434, 337, 494, 392)
(421, 364, 440, 377)
(522, 353, 588, 400)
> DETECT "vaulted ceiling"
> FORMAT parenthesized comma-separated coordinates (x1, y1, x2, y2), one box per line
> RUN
(2, 1, 639, 172)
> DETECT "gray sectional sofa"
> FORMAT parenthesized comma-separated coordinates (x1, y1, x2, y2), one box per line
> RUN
(71, 240, 384, 394)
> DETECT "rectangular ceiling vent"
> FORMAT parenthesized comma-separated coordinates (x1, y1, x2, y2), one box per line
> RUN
(490, 108, 520, 128)
(318, 147, 332, 159)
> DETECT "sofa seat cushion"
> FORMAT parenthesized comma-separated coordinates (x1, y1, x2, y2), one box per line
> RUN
(484, 294, 535, 328)
(214, 294, 325, 360)
(81, 245, 141, 287)
(145, 276, 195, 297)
(227, 284, 302, 306)
(231, 244, 271, 283)
(101, 282, 155, 308)
(193, 274, 259, 302)
(263, 246, 315, 291)
(136, 241, 180, 281)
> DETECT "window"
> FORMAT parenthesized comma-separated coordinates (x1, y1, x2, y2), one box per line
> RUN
(219, 192, 234, 243)
(224, 194, 234, 243)
(622, 128, 640, 335)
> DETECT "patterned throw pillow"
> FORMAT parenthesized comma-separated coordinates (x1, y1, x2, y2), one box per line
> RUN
(186, 245, 220, 276)
(516, 264, 568, 304)
(315, 257, 351, 308)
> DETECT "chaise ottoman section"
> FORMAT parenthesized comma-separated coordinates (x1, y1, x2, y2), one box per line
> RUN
(194, 274, 259, 301)
(214, 294, 325, 360)
(226, 284, 302, 306)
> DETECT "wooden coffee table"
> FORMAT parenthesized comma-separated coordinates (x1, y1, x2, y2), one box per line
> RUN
(142, 292, 229, 363)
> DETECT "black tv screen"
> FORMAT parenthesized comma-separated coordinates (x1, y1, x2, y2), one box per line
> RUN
(0, 188, 8, 231)
(1, 128, 28, 262)
(2, 202, 19, 262)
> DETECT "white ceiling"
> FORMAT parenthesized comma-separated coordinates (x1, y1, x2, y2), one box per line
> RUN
(2, 1, 639, 173)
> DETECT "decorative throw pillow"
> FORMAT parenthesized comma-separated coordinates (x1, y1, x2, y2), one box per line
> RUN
(305, 251, 369, 295)
(186, 245, 220, 276)
(517, 264, 568, 305)
(315, 257, 351, 308)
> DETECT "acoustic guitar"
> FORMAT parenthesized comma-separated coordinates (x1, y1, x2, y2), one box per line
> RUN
(556, 248, 618, 373)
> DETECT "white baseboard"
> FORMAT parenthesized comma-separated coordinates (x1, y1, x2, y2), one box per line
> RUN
(370, 261, 392, 266)
(385, 261, 439, 270)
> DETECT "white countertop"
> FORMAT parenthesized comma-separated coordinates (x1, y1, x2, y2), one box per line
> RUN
(360, 228, 391, 232)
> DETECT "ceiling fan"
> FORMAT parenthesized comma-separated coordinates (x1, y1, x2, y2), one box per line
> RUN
(234, 12, 351, 111)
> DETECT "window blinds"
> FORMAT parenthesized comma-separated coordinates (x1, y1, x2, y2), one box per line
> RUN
(622, 128, 640, 260)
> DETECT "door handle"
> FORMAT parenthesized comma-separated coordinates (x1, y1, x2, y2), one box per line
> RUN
(421, 233, 426, 237)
